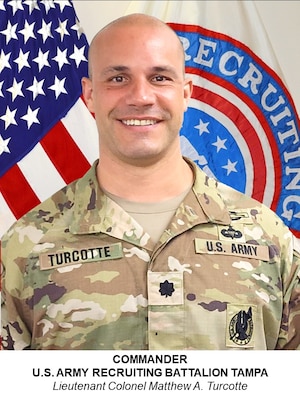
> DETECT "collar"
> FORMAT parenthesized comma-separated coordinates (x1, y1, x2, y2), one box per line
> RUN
(70, 159, 231, 245)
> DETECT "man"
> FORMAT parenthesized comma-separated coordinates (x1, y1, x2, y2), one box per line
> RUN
(1, 14, 300, 350)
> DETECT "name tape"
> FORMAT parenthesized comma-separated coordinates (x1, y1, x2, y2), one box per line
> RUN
(39, 243, 123, 270)
(195, 238, 270, 261)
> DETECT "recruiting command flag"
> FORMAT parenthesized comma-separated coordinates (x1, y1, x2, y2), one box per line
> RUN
(125, 0, 300, 238)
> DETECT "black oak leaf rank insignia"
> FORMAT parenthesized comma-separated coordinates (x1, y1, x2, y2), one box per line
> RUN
(159, 280, 175, 297)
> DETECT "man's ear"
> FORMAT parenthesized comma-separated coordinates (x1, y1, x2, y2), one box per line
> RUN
(183, 78, 193, 111)
(81, 77, 95, 113)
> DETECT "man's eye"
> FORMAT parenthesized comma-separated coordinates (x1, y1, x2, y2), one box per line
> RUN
(111, 76, 125, 83)
(153, 75, 166, 82)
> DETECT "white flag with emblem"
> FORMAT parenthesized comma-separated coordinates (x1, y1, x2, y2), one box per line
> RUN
(125, 0, 300, 238)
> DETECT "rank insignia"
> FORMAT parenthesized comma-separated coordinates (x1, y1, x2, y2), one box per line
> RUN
(148, 271, 183, 305)
(159, 280, 175, 297)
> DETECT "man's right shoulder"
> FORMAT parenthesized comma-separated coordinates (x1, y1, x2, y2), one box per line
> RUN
(1, 180, 77, 246)
(2, 162, 99, 243)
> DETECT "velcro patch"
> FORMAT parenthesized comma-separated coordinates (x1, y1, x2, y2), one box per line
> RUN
(39, 243, 123, 270)
(195, 238, 269, 261)
(148, 271, 183, 306)
(226, 304, 257, 348)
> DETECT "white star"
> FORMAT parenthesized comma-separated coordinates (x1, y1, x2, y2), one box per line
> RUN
(0, 2, 5, 11)
(14, 49, 30, 72)
(37, 20, 53, 43)
(52, 48, 70, 70)
(40, 0, 56, 14)
(7, 78, 24, 101)
(7, 0, 24, 15)
(23, 0, 40, 13)
(21, 106, 40, 128)
(0, 135, 11, 155)
(222, 159, 238, 176)
(33, 49, 50, 72)
(19, 20, 36, 43)
(0, 106, 17, 130)
(0, 50, 11, 73)
(69, 45, 87, 67)
(71, 19, 84, 39)
(55, 0, 72, 12)
(0, 81, 4, 97)
(195, 119, 210, 135)
(48, 76, 67, 99)
(55, 19, 70, 41)
(26, 77, 45, 100)
(27, 77, 45, 100)
(0, 21, 18, 44)
(212, 136, 227, 152)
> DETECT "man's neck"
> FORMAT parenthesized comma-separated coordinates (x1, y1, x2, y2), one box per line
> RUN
(96, 152, 194, 203)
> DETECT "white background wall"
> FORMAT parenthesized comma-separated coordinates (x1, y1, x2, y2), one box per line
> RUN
(73, 0, 300, 116)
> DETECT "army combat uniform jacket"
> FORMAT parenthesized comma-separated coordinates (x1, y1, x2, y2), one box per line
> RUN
(1, 159, 300, 350)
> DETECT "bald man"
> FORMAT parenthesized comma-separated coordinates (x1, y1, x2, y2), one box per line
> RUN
(2, 14, 300, 350)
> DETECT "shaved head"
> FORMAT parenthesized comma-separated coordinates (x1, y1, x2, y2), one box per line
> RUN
(88, 13, 185, 78)
(81, 11, 193, 170)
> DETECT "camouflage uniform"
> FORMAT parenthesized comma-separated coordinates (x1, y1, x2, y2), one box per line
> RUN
(1, 159, 300, 350)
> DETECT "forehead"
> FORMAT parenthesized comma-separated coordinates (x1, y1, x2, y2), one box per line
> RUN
(90, 23, 184, 69)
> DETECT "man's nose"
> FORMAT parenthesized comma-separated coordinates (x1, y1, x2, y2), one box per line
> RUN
(126, 79, 155, 106)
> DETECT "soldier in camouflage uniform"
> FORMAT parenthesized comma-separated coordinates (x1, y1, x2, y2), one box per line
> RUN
(1, 14, 300, 350)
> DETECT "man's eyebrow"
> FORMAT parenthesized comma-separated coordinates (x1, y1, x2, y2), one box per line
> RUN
(101, 65, 130, 75)
(151, 65, 177, 74)
(101, 65, 178, 76)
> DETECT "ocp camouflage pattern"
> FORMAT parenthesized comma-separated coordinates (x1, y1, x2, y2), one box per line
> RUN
(1, 159, 300, 350)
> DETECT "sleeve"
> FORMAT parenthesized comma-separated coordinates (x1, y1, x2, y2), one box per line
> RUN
(1, 232, 33, 350)
(276, 235, 300, 350)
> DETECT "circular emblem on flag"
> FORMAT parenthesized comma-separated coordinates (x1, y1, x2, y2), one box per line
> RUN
(170, 23, 300, 237)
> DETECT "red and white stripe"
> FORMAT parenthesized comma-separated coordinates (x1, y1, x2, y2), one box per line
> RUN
(0, 97, 98, 237)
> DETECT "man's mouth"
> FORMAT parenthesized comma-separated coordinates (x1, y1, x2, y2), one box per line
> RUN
(121, 119, 158, 126)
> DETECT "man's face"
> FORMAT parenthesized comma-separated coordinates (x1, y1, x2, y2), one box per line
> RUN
(82, 23, 192, 166)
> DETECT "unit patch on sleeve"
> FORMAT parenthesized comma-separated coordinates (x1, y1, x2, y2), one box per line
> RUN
(39, 243, 123, 270)
(226, 304, 256, 348)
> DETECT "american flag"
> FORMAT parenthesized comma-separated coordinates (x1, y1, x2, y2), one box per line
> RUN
(0, 0, 98, 238)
